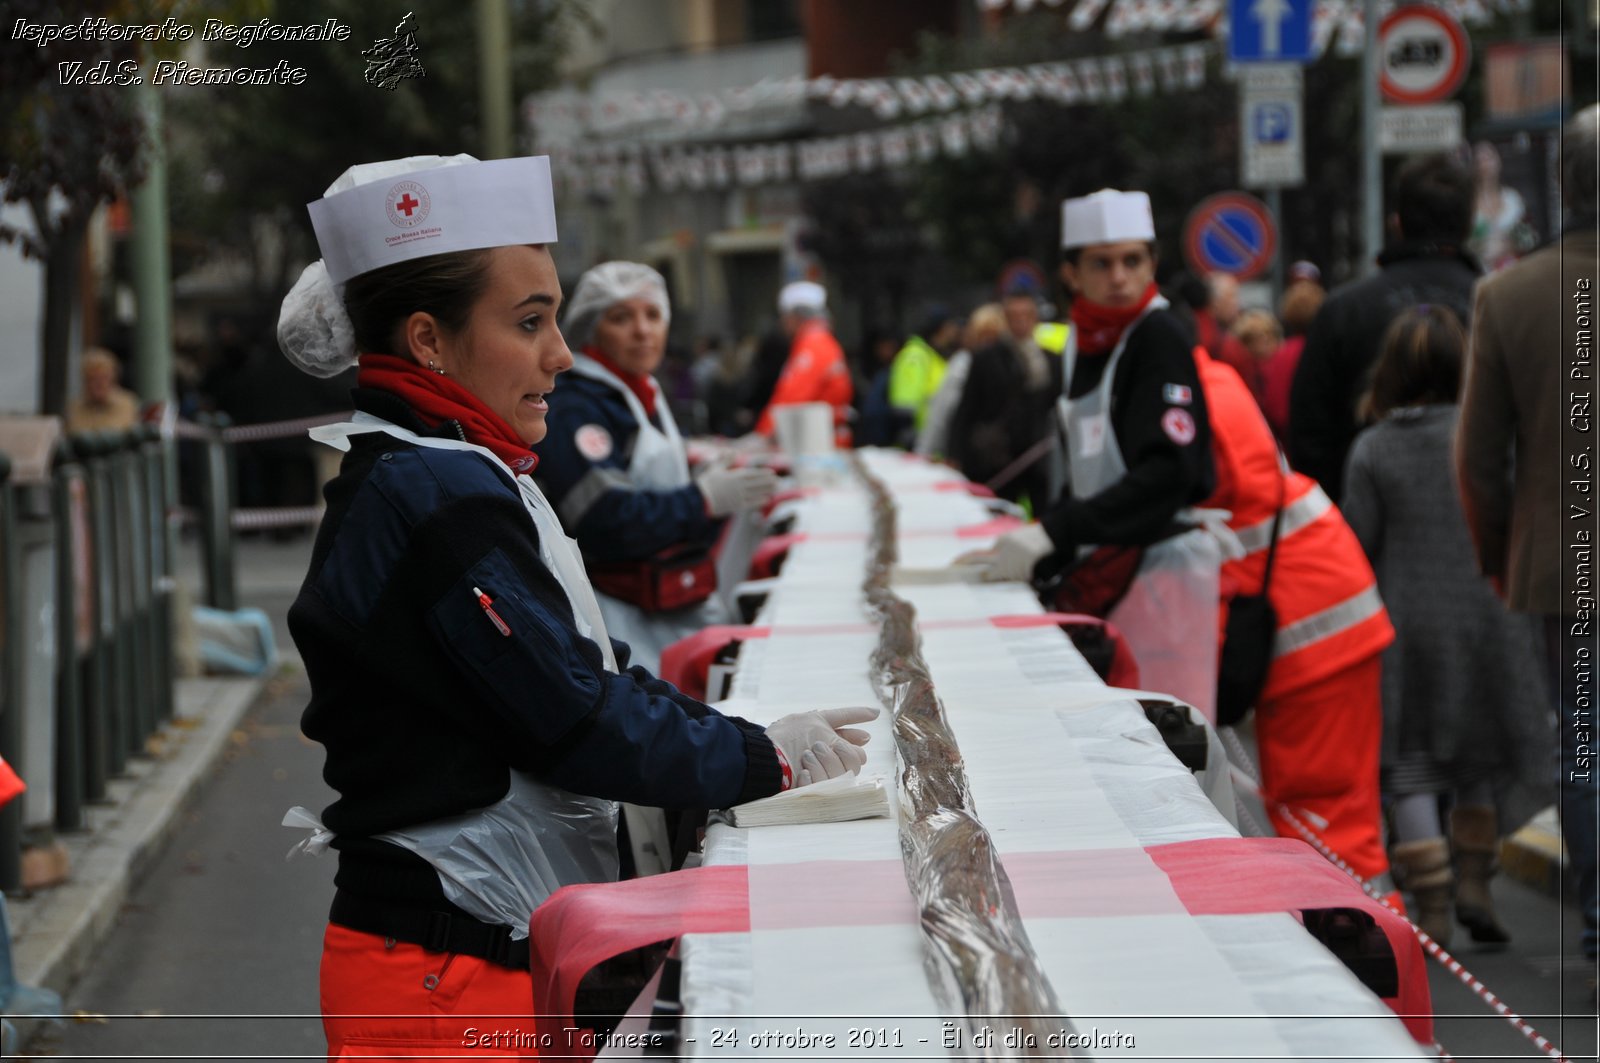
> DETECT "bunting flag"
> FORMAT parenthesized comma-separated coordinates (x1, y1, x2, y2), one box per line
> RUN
(980, 0, 1522, 46)
(527, 42, 1214, 137)
(549, 104, 1010, 196)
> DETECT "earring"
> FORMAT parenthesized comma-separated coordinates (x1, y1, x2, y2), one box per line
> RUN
(427, 360, 445, 375)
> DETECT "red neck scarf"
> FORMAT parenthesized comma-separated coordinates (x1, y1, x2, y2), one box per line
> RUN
(583, 346, 658, 419)
(357, 353, 538, 474)
(1070, 282, 1161, 356)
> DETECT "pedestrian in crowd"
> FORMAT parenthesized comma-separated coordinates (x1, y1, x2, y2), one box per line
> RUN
(731, 326, 789, 435)
(697, 336, 750, 438)
(754, 281, 854, 446)
(917, 302, 1008, 463)
(1467, 140, 1529, 273)
(854, 323, 910, 448)
(888, 304, 962, 443)
(1343, 305, 1552, 947)
(962, 189, 1223, 715)
(1256, 265, 1326, 442)
(1194, 316, 1399, 902)
(688, 335, 725, 434)
(1229, 308, 1280, 413)
(274, 154, 875, 1055)
(205, 317, 353, 527)
(1289, 152, 1479, 502)
(1194, 272, 1257, 395)
(946, 300, 1059, 510)
(66, 347, 140, 434)
(655, 341, 698, 433)
(535, 261, 777, 673)
(1457, 104, 1600, 968)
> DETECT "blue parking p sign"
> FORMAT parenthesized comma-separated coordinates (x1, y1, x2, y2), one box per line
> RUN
(1253, 102, 1293, 143)
(1229, 0, 1315, 63)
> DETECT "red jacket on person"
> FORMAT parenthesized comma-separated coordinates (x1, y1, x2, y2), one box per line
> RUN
(756, 320, 854, 445)
(1196, 348, 1394, 700)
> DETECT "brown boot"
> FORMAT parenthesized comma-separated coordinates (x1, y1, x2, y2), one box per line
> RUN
(1451, 805, 1512, 945)
(1392, 837, 1454, 946)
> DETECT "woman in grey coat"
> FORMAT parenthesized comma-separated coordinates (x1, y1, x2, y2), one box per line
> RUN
(1342, 305, 1552, 948)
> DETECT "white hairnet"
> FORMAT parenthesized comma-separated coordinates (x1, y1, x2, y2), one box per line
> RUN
(562, 261, 671, 350)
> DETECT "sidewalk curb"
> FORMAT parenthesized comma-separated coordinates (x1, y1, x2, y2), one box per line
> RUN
(1501, 808, 1569, 898)
(3, 670, 271, 1056)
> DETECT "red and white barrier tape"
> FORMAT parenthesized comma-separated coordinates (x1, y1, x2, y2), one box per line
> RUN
(1220, 726, 1571, 1063)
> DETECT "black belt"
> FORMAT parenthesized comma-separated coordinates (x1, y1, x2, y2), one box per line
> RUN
(330, 890, 531, 970)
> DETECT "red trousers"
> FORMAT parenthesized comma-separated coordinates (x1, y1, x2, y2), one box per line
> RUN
(321, 923, 542, 1060)
(1255, 654, 1392, 885)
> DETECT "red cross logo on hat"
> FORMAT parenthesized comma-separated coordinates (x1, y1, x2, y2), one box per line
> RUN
(385, 180, 431, 229)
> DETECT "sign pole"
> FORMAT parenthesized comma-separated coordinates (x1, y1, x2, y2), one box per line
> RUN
(1361, 0, 1383, 277)
(1266, 186, 1284, 300)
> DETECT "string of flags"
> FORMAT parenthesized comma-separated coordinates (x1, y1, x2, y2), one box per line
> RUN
(528, 41, 1211, 140)
(550, 104, 1011, 196)
(971, 0, 1524, 45)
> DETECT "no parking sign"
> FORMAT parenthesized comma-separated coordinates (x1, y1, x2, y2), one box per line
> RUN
(1183, 192, 1278, 281)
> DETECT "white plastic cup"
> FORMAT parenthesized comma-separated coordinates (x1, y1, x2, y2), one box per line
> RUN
(772, 402, 834, 459)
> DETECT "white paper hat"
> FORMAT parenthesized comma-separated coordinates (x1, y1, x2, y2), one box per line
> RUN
(308, 154, 559, 287)
(778, 280, 827, 314)
(1060, 189, 1155, 249)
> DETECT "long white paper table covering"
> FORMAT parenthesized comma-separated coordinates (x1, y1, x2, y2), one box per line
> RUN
(678, 450, 1425, 1060)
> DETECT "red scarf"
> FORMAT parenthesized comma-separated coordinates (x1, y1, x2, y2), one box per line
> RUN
(1069, 282, 1161, 356)
(356, 353, 538, 474)
(583, 346, 658, 419)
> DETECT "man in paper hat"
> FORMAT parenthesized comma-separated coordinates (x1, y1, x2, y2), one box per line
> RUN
(961, 189, 1221, 707)
(755, 280, 854, 447)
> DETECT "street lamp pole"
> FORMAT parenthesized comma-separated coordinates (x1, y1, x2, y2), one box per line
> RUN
(1361, 0, 1383, 275)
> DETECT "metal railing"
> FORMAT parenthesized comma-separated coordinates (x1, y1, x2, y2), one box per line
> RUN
(0, 426, 177, 890)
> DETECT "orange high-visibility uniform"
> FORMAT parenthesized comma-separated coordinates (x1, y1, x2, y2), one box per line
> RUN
(755, 320, 854, 446)
(1197, 348, 1396, 884)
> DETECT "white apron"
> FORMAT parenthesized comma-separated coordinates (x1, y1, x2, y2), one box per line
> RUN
(1056, 299, 1226, 723)
(568, 355, 727, 676)
(287, 413, 621, 937)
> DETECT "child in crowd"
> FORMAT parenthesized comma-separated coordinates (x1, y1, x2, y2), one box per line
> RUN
(1341, 306, 1552, 948)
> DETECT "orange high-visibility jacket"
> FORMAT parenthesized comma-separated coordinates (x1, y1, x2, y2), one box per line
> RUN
(756, 320, 854, 441)
(1196, 348, 1394, 700)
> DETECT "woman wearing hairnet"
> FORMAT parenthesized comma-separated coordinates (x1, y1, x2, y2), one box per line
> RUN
(535, 261, 776, 674)
(276, 159, 873, 1054)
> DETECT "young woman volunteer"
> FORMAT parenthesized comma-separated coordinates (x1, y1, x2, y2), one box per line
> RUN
(535, 261, 775, 675)
(276, 154, 874, 1056)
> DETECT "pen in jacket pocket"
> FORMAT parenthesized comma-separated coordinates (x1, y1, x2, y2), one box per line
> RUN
(472, 586, 511, 636)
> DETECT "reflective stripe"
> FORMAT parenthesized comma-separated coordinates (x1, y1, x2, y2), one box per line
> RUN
(1274, 585, 1386, 657)
(1235, 485, 1334, 554)
(558, 466, 635, 529)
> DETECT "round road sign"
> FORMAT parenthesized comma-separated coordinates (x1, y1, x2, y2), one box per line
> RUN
(1379, 5, 1471, 105)
(1183, 192, 1277, 281)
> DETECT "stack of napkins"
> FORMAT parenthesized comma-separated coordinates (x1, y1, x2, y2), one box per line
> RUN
(726, 773, 890, 827)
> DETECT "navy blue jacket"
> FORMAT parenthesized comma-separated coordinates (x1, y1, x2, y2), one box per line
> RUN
(535, 372, 717, 564)
(289, 389, 780, 909)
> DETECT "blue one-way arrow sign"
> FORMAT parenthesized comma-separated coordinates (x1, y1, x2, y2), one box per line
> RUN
(1229, 0, 1314, 63)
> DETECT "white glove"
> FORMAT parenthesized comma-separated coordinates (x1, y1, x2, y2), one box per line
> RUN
(765, 706, 879, 788)
(955, 523, 1055, 582)
(697, 466, 779, 517)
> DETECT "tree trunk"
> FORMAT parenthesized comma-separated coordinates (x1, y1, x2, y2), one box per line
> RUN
(38, 215, 87, 417)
